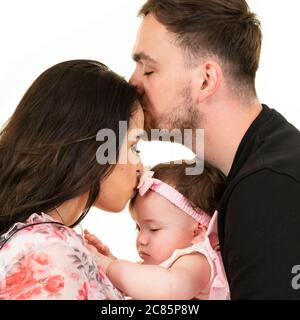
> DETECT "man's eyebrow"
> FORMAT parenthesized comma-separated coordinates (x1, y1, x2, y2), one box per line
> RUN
(132, 52, 158, 64)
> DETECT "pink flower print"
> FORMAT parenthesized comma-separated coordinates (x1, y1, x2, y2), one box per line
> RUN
(97, 265, 107, 281)
(31, 252, 49, 265)
(43, 275, 64, 294)
(70, 272, 80, 281)
(45, 227, 67, 241)
(2, 265, 40, 299)
(77, 281, 88, 300)
(2, 243, 10, 251)
(5, 266, 35, 288)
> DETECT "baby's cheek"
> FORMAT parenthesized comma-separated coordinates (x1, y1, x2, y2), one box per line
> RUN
(156, 247, 174, 264)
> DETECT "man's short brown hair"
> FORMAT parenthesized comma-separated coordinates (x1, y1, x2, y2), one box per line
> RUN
(139, 0, 262, 95)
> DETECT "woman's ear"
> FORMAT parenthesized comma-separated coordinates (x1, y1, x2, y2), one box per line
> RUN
(192, 223, 207, 244)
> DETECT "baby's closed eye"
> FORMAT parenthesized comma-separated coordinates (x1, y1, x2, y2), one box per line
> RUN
(149, 228, 160, 232)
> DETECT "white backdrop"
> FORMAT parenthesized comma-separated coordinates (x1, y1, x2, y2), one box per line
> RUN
(0, 0, 299, 261)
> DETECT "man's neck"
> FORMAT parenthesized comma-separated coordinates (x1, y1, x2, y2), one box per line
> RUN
(202, 100, 262, 176)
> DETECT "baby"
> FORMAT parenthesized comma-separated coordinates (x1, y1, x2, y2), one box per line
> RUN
(85, 161, 230, 300)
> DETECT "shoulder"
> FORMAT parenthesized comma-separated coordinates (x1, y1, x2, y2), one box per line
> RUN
(224, 170, 300, 293)
(229, 168, 300, 210)
(166, 251, 211, 297)
(172, 251, 210, 271)
(224, 168, 300, 260)
(1, 218, 91, 283)
(1, 220, 88, 270)
(0, 221, 123, 300)
(2, 218, 84, 252)
(171, 250, 211, 280)
(225, 169, 300, 236)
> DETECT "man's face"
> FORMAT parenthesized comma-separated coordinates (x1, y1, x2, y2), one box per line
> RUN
(130, 13, 202, 137)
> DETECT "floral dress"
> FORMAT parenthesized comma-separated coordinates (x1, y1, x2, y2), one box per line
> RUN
(0, 213, 123, 300)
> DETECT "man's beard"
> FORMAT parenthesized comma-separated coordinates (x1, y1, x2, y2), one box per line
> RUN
(144, 86, 203, 144)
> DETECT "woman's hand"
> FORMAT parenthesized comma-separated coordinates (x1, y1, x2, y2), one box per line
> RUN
(84, 230, 117, 260)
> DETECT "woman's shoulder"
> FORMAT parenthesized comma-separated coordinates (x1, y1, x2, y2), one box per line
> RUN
(0, 213, 84, 254)
(0, 213, 124, 300)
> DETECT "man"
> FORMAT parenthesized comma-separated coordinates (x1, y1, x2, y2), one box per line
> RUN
(130, 0, 300, 299)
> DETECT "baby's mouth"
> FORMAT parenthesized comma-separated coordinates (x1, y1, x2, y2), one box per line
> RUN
(139, 251, 150, 260)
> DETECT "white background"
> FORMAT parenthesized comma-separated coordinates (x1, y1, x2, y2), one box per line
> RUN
(0, 1, 299, 261)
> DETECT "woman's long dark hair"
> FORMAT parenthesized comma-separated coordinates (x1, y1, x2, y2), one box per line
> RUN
(0, 60, 139, 234)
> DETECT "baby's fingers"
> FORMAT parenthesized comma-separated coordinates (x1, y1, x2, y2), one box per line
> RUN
(84, 230, 108, 252)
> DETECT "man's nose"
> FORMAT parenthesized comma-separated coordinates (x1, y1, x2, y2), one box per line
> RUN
(129, 71, 145, 96)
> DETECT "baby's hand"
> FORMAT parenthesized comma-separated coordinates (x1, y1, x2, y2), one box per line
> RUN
(84, 230, 116, 260)
(94, 252, 114, 273)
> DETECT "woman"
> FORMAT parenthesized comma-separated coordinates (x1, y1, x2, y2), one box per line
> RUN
(0, 60, 144, 299)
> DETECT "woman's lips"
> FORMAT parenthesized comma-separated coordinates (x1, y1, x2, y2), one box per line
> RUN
(131, 189, 138, 198)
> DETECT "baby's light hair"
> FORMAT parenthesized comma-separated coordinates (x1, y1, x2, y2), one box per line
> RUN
(129, 160, 225, 216)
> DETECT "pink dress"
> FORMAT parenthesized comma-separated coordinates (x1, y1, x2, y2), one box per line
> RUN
(0, 213, 123, 300)
(160, 211, 230, 300)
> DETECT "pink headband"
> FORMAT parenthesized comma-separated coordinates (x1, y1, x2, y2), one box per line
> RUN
(137, 170, 211, 227)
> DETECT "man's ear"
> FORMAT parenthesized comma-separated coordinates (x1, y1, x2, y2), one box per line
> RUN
(193, 60, 223, 103)
(192, 223, 207, 244)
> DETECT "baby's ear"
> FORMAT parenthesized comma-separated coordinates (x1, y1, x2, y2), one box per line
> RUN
(192, 223, 207, 244)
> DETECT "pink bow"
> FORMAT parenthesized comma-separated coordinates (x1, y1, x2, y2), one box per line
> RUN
(137, 171, 211, 227)
(204, 211, 230, 300)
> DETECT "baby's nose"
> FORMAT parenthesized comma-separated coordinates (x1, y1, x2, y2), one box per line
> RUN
(137, 233, 148, 246)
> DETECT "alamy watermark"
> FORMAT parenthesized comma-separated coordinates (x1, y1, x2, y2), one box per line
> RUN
(96, 121, 205, 175)
(291, 265, 300, 290)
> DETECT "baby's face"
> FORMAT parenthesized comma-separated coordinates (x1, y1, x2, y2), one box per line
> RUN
(132, 192, 198, 265)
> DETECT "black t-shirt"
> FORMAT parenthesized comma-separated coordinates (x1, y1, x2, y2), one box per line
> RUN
(218, 104, 300, 299)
